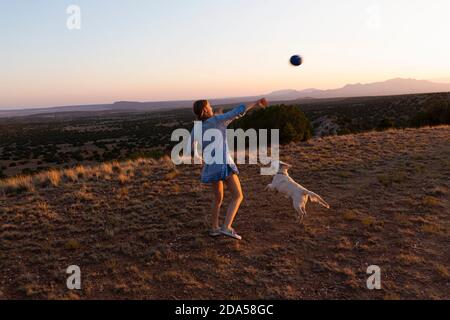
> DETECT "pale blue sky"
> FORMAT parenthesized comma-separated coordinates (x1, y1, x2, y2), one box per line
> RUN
(1, 0, 449, 108)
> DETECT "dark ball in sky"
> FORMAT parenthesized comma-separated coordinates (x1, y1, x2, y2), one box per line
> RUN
(290, 55, 303, 66)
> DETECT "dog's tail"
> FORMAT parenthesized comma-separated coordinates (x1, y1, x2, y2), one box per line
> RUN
(307, 191, 330, 209)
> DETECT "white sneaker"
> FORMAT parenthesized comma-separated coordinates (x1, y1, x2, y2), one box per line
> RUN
(220, 227, 242, 240)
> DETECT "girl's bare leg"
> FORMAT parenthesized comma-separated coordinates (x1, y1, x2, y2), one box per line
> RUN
(224, 174, 244, 230)
(211, 181, 224, 230)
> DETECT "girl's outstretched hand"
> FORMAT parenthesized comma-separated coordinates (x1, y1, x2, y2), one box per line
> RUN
(257, 98, 268, 108)
(245, 98, 268, 113)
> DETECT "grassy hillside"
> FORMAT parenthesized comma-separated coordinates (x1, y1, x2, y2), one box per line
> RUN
(1, 92, 449, 179)
(1, 126, 449, 299)
(302, 92, 450, 135)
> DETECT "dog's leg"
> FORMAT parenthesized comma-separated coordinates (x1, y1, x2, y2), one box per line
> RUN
(300, 205, 307, 219)
(307, 191, 330, 209)
(298, 207, 307, 222)
(300, 195, 308, 219)
(293, 196, 304, 221)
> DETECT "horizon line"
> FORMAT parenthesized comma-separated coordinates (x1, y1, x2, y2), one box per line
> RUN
(1, 77, 449, 111)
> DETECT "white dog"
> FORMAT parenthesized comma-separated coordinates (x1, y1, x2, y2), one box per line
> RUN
(265, 161, 330, 220)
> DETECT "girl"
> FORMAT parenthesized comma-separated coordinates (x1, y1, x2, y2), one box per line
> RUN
(192, 98, 268, 240)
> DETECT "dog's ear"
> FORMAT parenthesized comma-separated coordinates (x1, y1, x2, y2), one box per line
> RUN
(270, 160, 280, 170)
(279, 161, 292, 169)
(270, 160, 292, 173)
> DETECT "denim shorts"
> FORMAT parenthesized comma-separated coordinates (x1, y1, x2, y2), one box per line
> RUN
(201, 164, 239, 183)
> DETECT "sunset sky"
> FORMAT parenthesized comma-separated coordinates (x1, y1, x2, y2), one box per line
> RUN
(1, 0, 449, 108)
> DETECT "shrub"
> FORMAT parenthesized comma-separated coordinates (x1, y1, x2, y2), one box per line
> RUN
(377, 118, 395, 131)
(411, 101, 450, 127)
(231, 105, 313, 144)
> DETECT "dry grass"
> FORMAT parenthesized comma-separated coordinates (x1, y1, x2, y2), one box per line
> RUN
(74, 185, 95, 202)
(342, 210, 358, 221)
(100, 163, 113, 175)
(154, 270, 200, 287)
(33, 170, 62, 188)
(383, 293, 401, 300)
(434, 264, 450, 280)
(111, 161, 122, 174)
(36, 201, 58, 219)
(117, 173, 129, 185)
(164, 169, 180, 180)
(48, 170, 61, 187)
(428, 186, 448, 196)
(0, 157, 157, 195)
(65, 240, 81, 250)
(421, 196, 443, 208)
(377, 171, 406, 187)
(64, 168, 78, 182)
(36, 200, 49, 212)
(397, 254, 422, 265)
(172, 184, 181, 194)
(0, 175, 35, 194)
(421, 223, 443, 235)
(74, 165, 87, 178)
(361, 216, 378, 227)
(0, 126, 449, 300)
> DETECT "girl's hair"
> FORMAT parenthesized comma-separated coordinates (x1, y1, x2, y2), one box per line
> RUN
(193, 100, 209, 121)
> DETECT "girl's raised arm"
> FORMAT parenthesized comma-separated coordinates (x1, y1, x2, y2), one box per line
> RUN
(214, 98, 268, 126)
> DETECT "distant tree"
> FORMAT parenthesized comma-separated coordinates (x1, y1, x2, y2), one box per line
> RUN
(231, 104, 313, 144)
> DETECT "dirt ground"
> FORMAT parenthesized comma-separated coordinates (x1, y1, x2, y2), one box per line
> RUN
(1, 126, 449, 300)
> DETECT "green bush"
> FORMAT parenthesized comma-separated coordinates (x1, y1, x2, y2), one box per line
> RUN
(411, 101, 450, 127)
(231, 105, 312, 144)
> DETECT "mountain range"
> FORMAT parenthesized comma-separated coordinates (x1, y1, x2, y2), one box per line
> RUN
(266, 78, 450, 100)
(1, 78, 449, 118)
